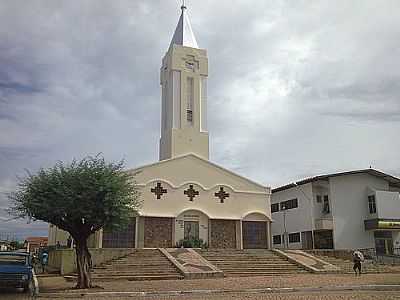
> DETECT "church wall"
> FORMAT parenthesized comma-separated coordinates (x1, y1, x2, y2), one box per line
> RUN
(134, 155, 268, 194)
(144, 217, 173, 248)
(210, 219, 237, 248)
(139, 180, 269, 222)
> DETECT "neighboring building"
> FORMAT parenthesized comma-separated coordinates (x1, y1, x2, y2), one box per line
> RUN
(271, 169, 400, 255)
(24, 237, 48, 253)
(0, 240, 11, 251)
(49, 4, 272, 250)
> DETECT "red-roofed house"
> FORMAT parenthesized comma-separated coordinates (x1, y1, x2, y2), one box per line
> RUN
(24, 237, 48, 253)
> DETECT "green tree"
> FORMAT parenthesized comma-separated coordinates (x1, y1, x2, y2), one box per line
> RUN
(8, 155, 141, 289)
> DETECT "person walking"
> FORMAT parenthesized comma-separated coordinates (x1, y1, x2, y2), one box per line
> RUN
(352, 250, 364, 276)
(40, 251, 49, 274)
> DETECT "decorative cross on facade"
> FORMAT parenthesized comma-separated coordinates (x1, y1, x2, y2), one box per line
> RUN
(215, 187, 230, 203)
(184, 185, 199, 201)
(151, 182, 167, 200)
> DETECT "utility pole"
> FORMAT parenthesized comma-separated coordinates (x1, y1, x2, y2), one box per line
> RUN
(282, 204, 288, 249)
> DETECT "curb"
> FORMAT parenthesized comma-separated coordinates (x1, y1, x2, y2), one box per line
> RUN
(38, 284, 400, 298)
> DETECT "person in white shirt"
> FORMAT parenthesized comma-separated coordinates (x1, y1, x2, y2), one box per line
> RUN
(352, 250, 364, 276)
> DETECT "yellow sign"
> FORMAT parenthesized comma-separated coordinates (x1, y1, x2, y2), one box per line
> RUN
(378, 221, 400, 229)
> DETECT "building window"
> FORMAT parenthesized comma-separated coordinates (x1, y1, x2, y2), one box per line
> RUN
(280, 198, 298, 210)
(273, 235, 282, 245)
(186, 77, 194, 124)
(316, 195, 322, 203)
(368, 195, 376, 214)
(271, 203, 279, 213)
(289, 232, 301, 243)
(322, 195, 330, 214)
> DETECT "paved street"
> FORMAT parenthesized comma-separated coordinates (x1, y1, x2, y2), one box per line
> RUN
(2, 290, 400, 300)
(2, 273, 400, 299)
(37, 273, 400, 293)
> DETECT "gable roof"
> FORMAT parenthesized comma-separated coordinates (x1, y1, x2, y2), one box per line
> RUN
(272, 169, 400, 193)
(127, 153, 268, 191)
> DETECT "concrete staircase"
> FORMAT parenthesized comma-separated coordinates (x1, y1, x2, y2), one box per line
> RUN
(197, 249, 308, 277)
(91, 249, 183, 281)
(314, 255, 400, 274)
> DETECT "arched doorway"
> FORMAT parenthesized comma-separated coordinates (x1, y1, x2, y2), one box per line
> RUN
(175, 209, 209, 246)
(242, 213, 269, 249)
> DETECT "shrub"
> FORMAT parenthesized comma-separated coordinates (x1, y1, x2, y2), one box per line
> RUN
(176, 238, 208, 249)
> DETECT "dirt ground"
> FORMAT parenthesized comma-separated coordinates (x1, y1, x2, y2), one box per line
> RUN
(2, 273, 400, 300)
(2, 291, 398, 300)
(38, 273, 400, 293)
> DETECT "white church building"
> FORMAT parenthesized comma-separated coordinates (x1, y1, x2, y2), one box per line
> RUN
(49, 4, 272, 249)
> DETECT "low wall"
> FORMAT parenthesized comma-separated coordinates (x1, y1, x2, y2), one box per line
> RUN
(48, 248, 134, 275)
(306, 249, 353, 260)
(306, 248, 376, 261)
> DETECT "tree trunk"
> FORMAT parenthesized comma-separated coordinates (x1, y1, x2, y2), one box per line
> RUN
(75, 239, 92, 289)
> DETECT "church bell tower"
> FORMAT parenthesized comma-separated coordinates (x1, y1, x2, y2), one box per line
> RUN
(159, 3, 209, 161)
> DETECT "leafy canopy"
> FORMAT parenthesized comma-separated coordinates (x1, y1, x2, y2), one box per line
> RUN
(9, 155, 141, 240)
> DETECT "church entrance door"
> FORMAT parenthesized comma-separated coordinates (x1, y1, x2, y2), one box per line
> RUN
(242, 221, 267, 249)
(184, 221, 199, 240)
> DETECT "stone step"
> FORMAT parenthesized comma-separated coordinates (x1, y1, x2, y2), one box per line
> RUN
(204, 258, 285, 261)
(202, 254, 279, 258)
(111, 261, 171, 264)
(220, 268, 298, 274)
(115, 257, 169, 260)
(91, 274, 184, 281)
(224, 272, 306, 277)
(92, 270, 180, 275)
(95, 265, 176, 270)
(204, 259, 288, 262)
(92, 249, 183, 281)
(219, 263, 299, 267)
(196, 249, 307, 277)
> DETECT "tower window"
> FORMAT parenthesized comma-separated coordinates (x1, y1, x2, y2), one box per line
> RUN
(200, 77, 207, 132)
(187, 110, 193, 122)
(186, 77, 194, 125)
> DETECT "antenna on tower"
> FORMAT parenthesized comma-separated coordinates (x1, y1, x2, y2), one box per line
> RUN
(181, 0, 187, 10)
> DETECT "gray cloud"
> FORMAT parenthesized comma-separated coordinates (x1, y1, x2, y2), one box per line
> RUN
(0, 0, 400, 238)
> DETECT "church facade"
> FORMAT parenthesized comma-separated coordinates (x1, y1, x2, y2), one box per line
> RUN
(49, 4, 272, 249)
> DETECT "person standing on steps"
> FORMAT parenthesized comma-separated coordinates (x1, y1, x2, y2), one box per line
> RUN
(352, 250, 364, 276)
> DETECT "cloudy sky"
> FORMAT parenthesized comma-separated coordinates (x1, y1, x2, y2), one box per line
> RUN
(1, 0, 400, 239)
